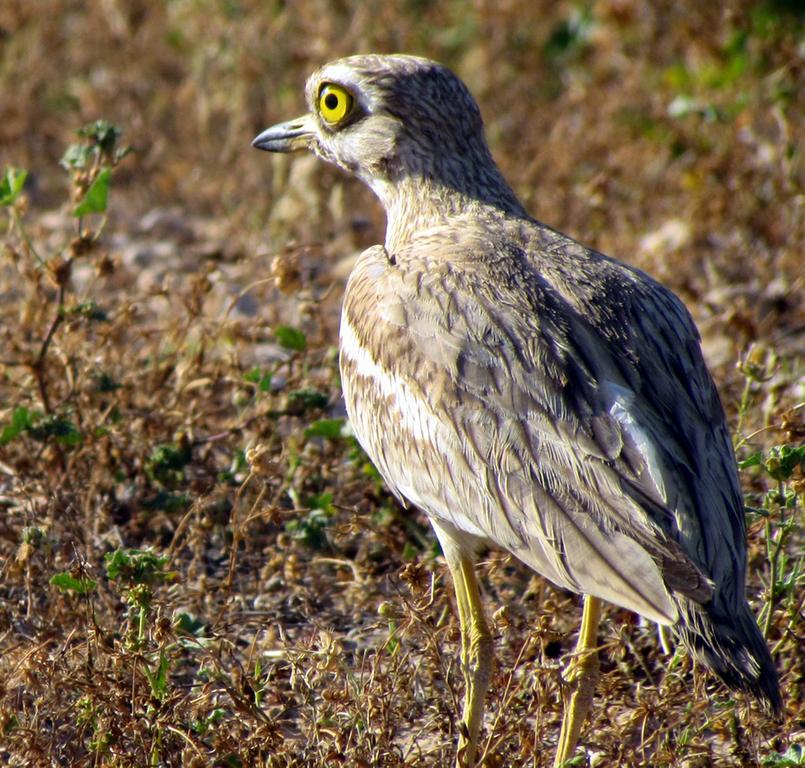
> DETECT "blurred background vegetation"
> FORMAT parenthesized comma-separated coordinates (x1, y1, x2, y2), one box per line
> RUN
(0, 1, 802, 766)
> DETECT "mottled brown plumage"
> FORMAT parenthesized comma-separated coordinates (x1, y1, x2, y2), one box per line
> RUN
(254, 54, 780, 764)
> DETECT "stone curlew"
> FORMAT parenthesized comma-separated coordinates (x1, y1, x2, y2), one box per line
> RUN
(253, 54, 781, 767)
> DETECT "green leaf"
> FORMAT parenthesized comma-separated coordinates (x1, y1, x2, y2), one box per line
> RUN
(61, 121, 128, 173)
(94, 372, 121, 393)
(143, 491, 191, 514)
(401, 541, 419, 561)
(105, 547, 175, 586)
(191, 707, 226, 736)
(22, 526, 44, 546)
(763, 444, 805, 482)
(77, 120, 122, 153)
(175, 612, 206, 637)
(219, 450, 249, 483)
(143, 650, 171, 699)
(145, 441, 192, 484)
(543, 7, 595, 62)
(306, 491, 334, 514)
(244, 366, 273, 392)
(70, 300, 108, 322)
(28, 414, 83, 447)
(738, 452, 762, 469)
(762, 743, 805, 766)
(0, 167, 27, 206)
(50, 572, 97, 595)
(304, 418, 345, 440)
(288, 388, 328, 410)
(275, 325, 306, 351)
(285, 509, 330, 550)
(0, 406, 36, 445)
(72, 167, 111, 217)
(60, 143, 93, 172)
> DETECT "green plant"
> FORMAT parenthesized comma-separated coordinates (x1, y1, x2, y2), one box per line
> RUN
(763, 744, 805, 767)
(50, 571, 97, 596)
(105, 547, 177, 648)
(2, 121, 129, 417)
(740, 444, 805, 638)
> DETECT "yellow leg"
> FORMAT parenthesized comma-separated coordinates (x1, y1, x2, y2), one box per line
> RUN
(554, 595, 602, 768)
(433, 525, 493, 768)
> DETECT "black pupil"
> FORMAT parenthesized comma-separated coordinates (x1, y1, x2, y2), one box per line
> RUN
(324, 93, 340, 111)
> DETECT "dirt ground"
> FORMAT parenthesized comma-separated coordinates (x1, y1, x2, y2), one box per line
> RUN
(0, 1, 802, 766)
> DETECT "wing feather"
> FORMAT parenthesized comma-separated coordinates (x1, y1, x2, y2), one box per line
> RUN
(342, 222, 740, 622)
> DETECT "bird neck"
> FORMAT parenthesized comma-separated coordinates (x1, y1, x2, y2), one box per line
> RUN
(370, 171, 527, 252)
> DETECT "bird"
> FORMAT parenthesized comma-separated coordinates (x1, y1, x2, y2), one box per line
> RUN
(252, 54, 781, 766)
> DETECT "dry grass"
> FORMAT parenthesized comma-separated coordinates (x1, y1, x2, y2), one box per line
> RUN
(0, 1, 803, 766)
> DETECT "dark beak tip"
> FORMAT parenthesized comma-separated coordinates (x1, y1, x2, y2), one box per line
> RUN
(251, 129, 275, 151)
(251, 117, 310, 153)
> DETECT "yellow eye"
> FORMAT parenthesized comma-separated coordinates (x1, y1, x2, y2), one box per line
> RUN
(318, 83, 354, 125)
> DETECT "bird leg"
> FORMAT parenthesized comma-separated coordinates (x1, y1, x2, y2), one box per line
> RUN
(438, 536, 493, 768)
(554, 595, 602, 767)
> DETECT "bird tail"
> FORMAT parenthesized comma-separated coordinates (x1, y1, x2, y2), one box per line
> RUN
(674, 596, 781, 714)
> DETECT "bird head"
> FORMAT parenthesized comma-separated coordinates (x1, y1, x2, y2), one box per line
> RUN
(253, 54, 520, 214)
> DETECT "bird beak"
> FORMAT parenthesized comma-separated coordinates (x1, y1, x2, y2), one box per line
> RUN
(252, 114, 315, 153)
